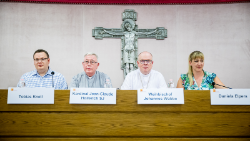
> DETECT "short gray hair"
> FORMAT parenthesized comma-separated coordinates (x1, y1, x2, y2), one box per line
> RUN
(84, 52, 98, 61)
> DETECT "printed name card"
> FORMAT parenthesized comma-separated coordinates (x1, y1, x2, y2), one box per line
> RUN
(210, 89, 250, 105)
(7, 87, 54, 104)
(137, 88, 184, 104)
(69, 88, 116, 104)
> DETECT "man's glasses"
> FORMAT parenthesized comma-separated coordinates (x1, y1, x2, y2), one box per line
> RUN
(139, 60, 152, 64)
(34, 58, 48, 62)
(83, 60, 98, 65)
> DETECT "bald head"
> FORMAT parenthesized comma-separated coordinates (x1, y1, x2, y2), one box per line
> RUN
(137, 51, 154, 75)
(138, 51, 153, 61)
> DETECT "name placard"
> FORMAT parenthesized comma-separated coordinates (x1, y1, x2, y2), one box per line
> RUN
(210, 89, 250, 105)
(69, 88, 116, 104)
(137, 88, 184, 104)
(7, 87, 54, 104)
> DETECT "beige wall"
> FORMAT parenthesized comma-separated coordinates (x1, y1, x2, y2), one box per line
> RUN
(0, 2, 249, 88)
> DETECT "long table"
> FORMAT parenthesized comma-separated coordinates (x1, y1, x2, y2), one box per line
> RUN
(0, 90, 250, 140)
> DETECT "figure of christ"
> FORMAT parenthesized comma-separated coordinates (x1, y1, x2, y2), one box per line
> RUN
(104, 19, 157, 76)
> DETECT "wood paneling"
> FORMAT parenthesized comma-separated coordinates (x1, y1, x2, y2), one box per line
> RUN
(0, 112, 250, 136)
(0, 138, 250, 141)
(1, 90, 250, 112)
(0, 89, 249, 140)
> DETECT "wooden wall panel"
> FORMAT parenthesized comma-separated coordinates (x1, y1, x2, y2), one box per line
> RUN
(0, 112, 250, 137)
(1, 90, 249, 140)
(1, 90, 250, 112)
(0, 138, 250, 141)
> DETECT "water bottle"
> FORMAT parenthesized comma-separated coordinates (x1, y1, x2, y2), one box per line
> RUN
(18, 79, 26, 88)
(168, 79, 174, 88)
(104, 79, 112, 88)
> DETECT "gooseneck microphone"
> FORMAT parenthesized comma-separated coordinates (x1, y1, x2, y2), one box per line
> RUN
(212, 82, 232, 89)
(51, 71, 55, 88)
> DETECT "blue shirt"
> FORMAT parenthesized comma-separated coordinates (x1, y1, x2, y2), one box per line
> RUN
(70, 71, 112, 88)
(17, 67, 68, 90)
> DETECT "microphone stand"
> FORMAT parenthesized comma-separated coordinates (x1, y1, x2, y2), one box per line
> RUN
(51, 71, 55, 88)
(212, 82, 232, 89)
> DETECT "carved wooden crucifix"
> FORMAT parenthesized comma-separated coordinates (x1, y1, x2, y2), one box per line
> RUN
(92, 9, 167, 78)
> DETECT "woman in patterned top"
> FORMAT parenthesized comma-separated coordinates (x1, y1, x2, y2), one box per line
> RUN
(177, 51, 225, 90)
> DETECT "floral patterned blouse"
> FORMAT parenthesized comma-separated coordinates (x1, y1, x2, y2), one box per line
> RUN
(180, 71, 216, 90)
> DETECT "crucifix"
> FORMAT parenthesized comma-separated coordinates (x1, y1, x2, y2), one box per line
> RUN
(92, 9, 167, 79)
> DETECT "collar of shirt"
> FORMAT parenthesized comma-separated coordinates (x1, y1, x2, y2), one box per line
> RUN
(32, 67, 53, 77)
(139, 69, 151, 77)
(87, 71, 96, 79)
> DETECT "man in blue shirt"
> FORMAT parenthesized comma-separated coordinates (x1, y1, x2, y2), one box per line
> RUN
(17, 49, 68, 89)
(70, 52, 112, 88)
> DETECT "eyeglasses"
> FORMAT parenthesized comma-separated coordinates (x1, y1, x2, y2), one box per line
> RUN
(83, 60, 98, 65)
(139, 60, 152, 64)
(34, 58, 48, 62)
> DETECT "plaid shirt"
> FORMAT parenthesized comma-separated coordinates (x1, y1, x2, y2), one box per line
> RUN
(17, 67, 68, 90)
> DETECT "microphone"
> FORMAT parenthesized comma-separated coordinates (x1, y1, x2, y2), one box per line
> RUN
(212, 82, 232, 89)
(51, 71, 55, 88)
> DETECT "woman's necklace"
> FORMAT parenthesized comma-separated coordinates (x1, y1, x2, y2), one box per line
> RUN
(193, 70, 205, 87)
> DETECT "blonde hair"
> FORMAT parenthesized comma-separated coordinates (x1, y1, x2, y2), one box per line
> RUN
(187, 51, 204, 86)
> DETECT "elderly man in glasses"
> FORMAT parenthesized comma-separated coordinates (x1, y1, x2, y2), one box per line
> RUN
(70, 52, 112, 88)
(17, 49, 68, 89)
(121, 51, 167, 90)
